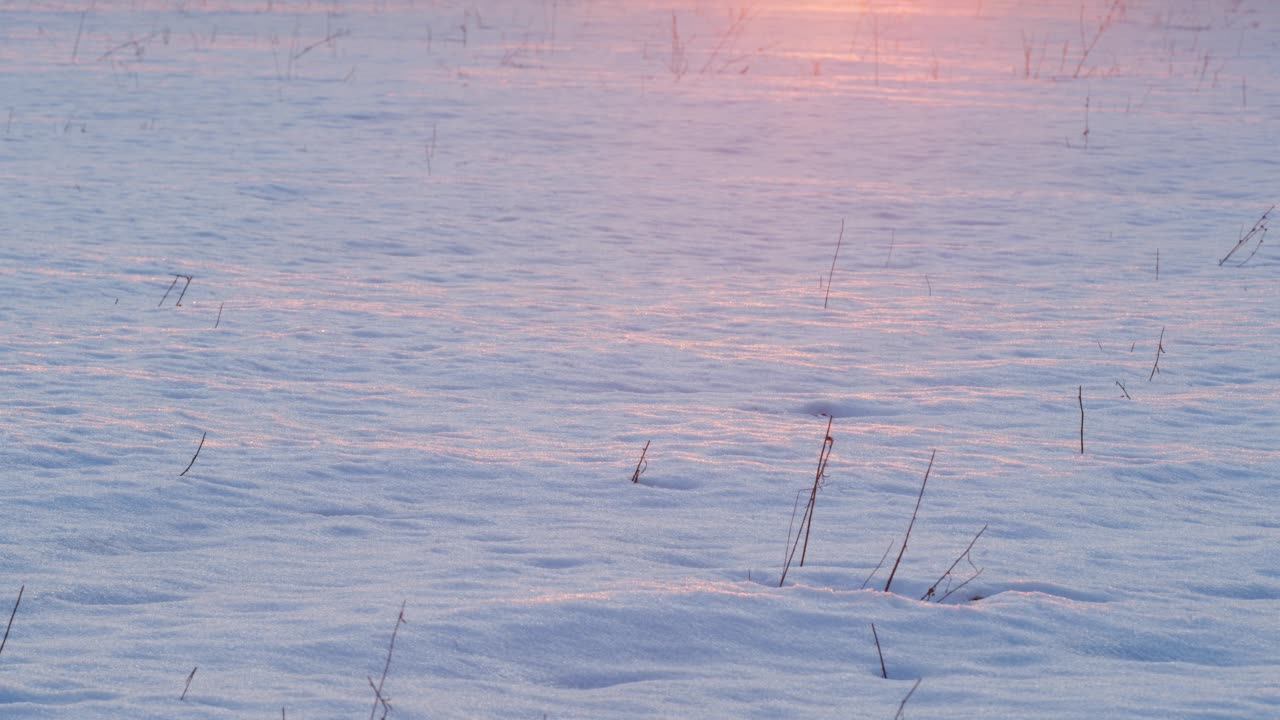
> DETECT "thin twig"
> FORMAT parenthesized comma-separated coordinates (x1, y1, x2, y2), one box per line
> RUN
(799, 417, 835, 565)
(72, 11, 87, 63)
(1149, 327, 1165, 381)
(824, 219, 845, 309)
(629, 440, 650, 484)
(215, 302, 224, 329)
(860, 539, 895, 590)
(1219, 205, 1271, 266)
(179, 432, 207, 477)
(181, 666, 197, 700)
(99, 31, 158, 61)
(158, 275, 179, 307)
(1078, 385, 1085, 454)
(894, 678, 922, 720)
(779, 418, 834, 587)
(884, 450, 935, 593)
(871, 623, 888, 679)
(1073, 0, 1123, 79)
(368, 601, 407, 720)
(0, 585, 23, 659)
(921, 525, 988, 601)
(938, 566, 984, 603)
(292, 28, 350, 61)
(174, 275, 193, 306)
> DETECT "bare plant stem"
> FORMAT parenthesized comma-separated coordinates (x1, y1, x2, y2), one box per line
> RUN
(629, 440, 650, 484)
(1082, 92, 1090, 149)
(698, 7, 753, 74)
(824, 219, 845, 309)
(939, 567, 984, 602)
(292, 27, 350, 61)
(921, 524, 988, 601)
(799, 417, 835, 566)
(884, 450, 935, 593)
(860, 539, 895, 590)
(1078, 385, 1084, 454)
(1219, 205, 1272, 266)
(779, 417, 835, 587)
(72, 11, 87, 63)
(175, 275, 193, 306)
(884, 229, 896, 268)
(1149, 327, 1165, 381)
(179, 432, 207, 477)
(871, 623, 888, 678)
(894, 678, 922, 720)
(0, 585, 23, 659)
(181, 666, 197, 700)
(1116, 380, 1130, 399)
(158, 275, 179, 307)
(1073, 0, 1123, 79)
(368, 601, 407, 720)
(215, 302, 224, 329)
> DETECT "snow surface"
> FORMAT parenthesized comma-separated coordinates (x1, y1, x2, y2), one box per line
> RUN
(2, 0, 1279, 717)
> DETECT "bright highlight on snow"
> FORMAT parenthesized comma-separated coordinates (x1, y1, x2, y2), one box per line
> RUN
(1, 0, 1277, 718)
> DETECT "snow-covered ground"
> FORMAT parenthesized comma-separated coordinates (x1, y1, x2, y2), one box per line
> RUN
(2, 0, 1278, 716)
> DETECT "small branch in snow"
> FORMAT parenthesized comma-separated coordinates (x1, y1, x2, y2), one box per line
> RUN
(180, 666, 197, 700)
(292, 28, 350, 61)
(99, 31, 159, 61)
(823, 219, 845, 310)
(179, 432, 207, 477)
(214, 302, 224, 329)
(1116, 380, 1130, 399)
(629, 440, 650, 484)
(894, 678, 922, 720)
(1149, 327, 1165, 381)
(884, 450, 934, 594)
(1078, 385, 1085, 454)
(922, 524, 988, 601)
(368, 601, 407, 720)
(1219, 205, 1272, 266)
(860, 539, 895, 590)
(158, 274, 193, 308)
(799, 417, 835, 566)
(871, 623, 888, 679)
(1072, 0, 1123, 79)
(779, 417, 834, 586)
(0, 585, 23, 659)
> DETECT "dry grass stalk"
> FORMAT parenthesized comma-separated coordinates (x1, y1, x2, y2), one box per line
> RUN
(1078, 385, 1084, 454)
(1149, 327, 1165, 381)
(921, 524, 988, 602)
(871, 623, 888, 679)
(884, 450, 935, 593)
(1219, 205, 1272, 266)
(368, 601, 407, 720)
(0, 585, 23, 659)
(629, 440, 650, 484)
(894, 678, 922, 720)
(179, 432, 207, 477)
(180, 666, 197, 700)
(824, 219, 845, 309)
(778, 417, 835, 587)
